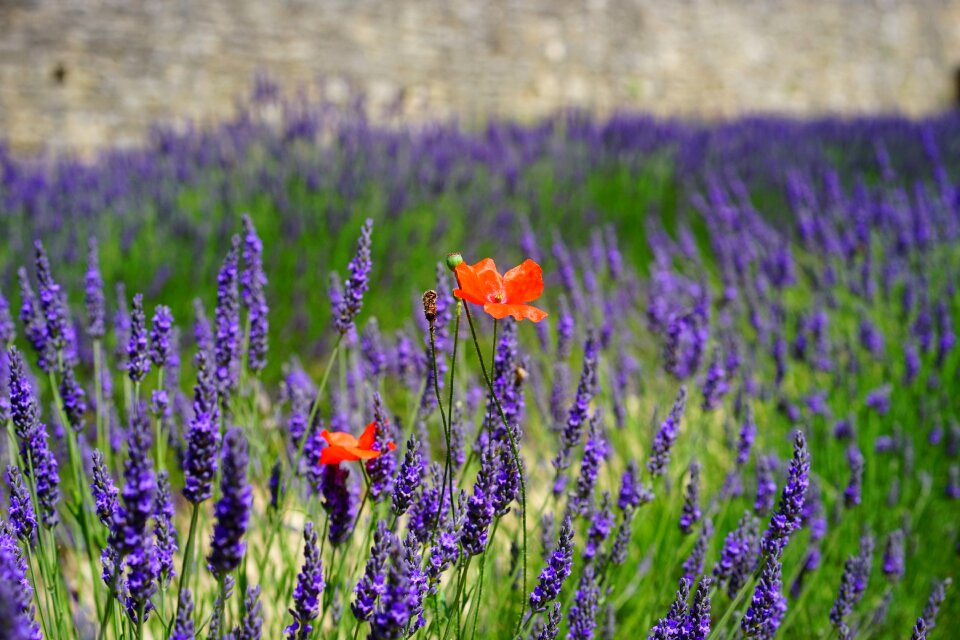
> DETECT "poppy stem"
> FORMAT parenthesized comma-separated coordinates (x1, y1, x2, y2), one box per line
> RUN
(430, 300, 460, 540)
(462, 302, 528, 635)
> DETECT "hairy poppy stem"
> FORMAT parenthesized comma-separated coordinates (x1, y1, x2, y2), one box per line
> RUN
(428, 312, 454, 537)
(462, 301, 528, 635)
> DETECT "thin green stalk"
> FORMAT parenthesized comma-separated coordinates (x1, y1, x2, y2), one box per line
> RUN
(428, 317, 454, 538)
(442, 557, 472, 640)
(462, 302, 528, 634)
(93, 340, 107, 462)
(154, 366, 166, 469)
(469, 518, 499, 640)
(174, 502, 201, 623)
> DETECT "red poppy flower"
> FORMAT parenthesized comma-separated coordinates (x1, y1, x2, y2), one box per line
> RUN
(318, 422, 396, 465)
(453, 258, 548, 322)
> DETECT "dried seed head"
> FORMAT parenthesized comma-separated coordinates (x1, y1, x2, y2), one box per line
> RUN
(422, 290, 438, 324)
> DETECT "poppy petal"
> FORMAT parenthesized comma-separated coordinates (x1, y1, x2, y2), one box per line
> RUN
(483, 303, 549, 323)
(343, 446, 382, 460)
(503, 259, 545, 304)
(322, 430, 359, 448)
(320, 445, 356, 464)
(357, 421, 378, 449)
(472, 259, 504, 300)
(454, 262, 488, 305)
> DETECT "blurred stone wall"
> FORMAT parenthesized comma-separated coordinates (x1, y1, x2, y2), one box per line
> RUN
(1, 0, 959, 153)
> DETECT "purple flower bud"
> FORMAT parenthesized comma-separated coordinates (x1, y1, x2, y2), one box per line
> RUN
(647, 386, 687, 477)
(554, 332, 599, 473)
(760, 431, 810, 558)
(682, 518, 714, 583)
(682, 576, 712, 640)
(236, 585, 264, 640)
(843, 445, 864, 508)
(713, 511, 760, 598)
(462, 447, 497, 558)
(882, 529, 904, 582)
(567, 564, 599, 640)
(679, 462, 702, 534)
(182, 351, 220, 504)
(149, 305, 174, 369)
(701, 349, 729, 411)
(648, 578, 689, 639)
(571, 412, 608, 516)
(353, 520, 392, 622)
(736, 405, 757, 466)
(740, 555, 786, 638)
(829, 534, 875, 633)
(0, 527, 42, 640)
(241, 215, 269, 373)
(530, 515, 574, 612)
(126, 294, 151, 383)
(584, 492, 615, 562)
(171, 588, 195, 640)
(18, 268, 53, 372)
(207, 428, 252, 576)
(214, 237, 241, 400)
(59, 364, 86, 433)
(335, 219, 374, 335)
(90, 449, 119, 528)
(392, 435, 424, 517)
(921, 577, 952, 630)
(617, 460, 653, 511)
(532, 602, 562, 640)
(5, 466, 36, 544)
(321, 463, 357, 546)
(154, 471, 177, 585)
(371, 533, 426, 639)
(286, 521, 326, 639)
(85, 237, 106, 339)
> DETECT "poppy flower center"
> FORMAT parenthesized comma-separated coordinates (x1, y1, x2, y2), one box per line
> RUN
(489, 291, 505, 303)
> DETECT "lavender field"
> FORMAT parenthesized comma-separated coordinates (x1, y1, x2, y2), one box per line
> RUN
(0, 92, 958, 639)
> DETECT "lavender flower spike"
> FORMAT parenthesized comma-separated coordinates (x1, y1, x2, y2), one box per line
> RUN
(647, 386, 687, 477)
(90, 449, 119, 528)
(740, 555, 786, 639)
(761, 430, 810, 558)
(286, 521, 326, 639)
(182, 351, 220, 504)
(241, 214, 269, 373)
(150, 305, 174, 368)
(392, 434, 424, 517)
(207, 428, 252, 576)
(126, 293, 151, 383)
(352, 520, 393, 622)
(155, 470, 178, 584)
(679, 461, 702, 534)
(85, 236, 106, 339)
(530, 514, 574, 612)
(829, 534, 875, 634)
(214, 235, 242, 400)
(335, 218, 374, 334)
(0, 527, 42, 640)
(5, 466, 36, 544)
(648, 578, 689, 639)
(566, 564, 599, 640)
(170, 588, 195, 640)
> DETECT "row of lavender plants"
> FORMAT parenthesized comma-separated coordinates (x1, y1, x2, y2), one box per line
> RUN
(0, 91, 958, 638)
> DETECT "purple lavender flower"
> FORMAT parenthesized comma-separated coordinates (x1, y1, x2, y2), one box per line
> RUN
(126, 294, 151, 382)
(33, 241, 72, 362)
(193, 298, 213, 357)
(584, 492, 614, 562)
(760, 431, 810, 558)
(530, 514, 574, 612)
(361, 319, 387, 381)
(90, 449, 119, 528)
(647, 385, 687, 477)
(236, 585, 264, 640)
(149, 305, 174, 369)
(171, 588, 195, 640)
(680, 462, 702, 534)
(567, 564, 599, 640)
(241, 214, 269, 373)
(5, 466, 36, 544)
(859, 319, 884, 359)
(114, 282, 131, 364)
(829, 534, 875, 634)
(392, 434, 424, 517)
(648, 578, 689, 639)
(911, 618, 927, 640)
(353, 520, 392, 621)
(462, 446, 497, 557)
(286, 521, 326, 639)
(85, 237, 106, 339)
(571, 412, 608, 516)
(609, 507, 635, 566)
(946, 464, 960, 499)
(741, 554, 786, 639)
(0, 527, 41, 640)
(366, 392, 397, 502)
(713, 511, 760, 598)
(664, 311, 708, 380)
(921, 577, 951, 630)
(843, 445, 864, 508)
(18, 268, 53, 372)
(682, 518, 714, 582)
(533, 602, 562, 640)
(617, 460, 653, 511)
(182, 351, 220, 504)
(935, 300, 955, 368)
(736, 405, 757, 466)
(207, 427, 252, 576)
(7, 348, 60, 528)
(215, 236, 242, 401)
(59, 364, 86, 432)
(335, 218, 374, 335)
(882, 529, 904, 581)
(492, 443, 520, 517)
(701, 348, 729, 411)
(556, 295, 575, 359)
(370, 532, 425, 639)
(109, 409, 158, 620)
(682, 577, 712, 640)
(321, 463, 356, 546)
(865, 385, 892, 415)
(554, 332, 599, 473)
(154, 470, 178, 584)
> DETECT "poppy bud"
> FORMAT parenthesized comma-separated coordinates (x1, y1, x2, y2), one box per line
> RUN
(446, 252, 463, 271)
(422, 290, 438, 324)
